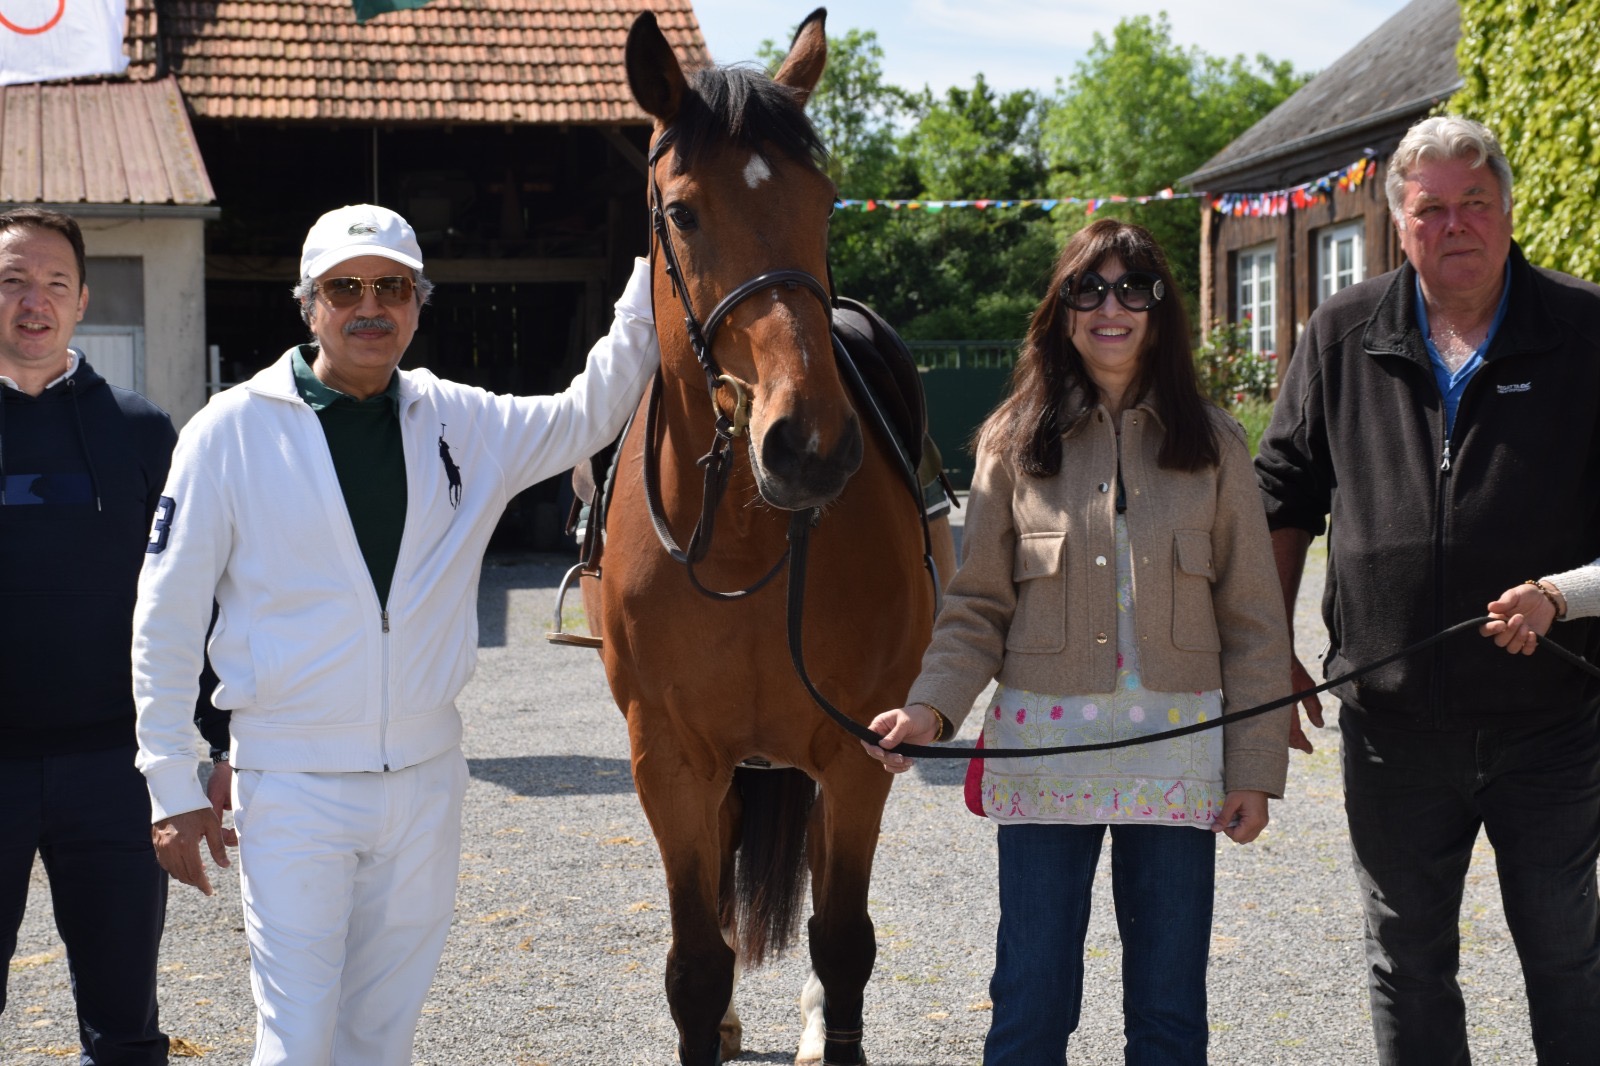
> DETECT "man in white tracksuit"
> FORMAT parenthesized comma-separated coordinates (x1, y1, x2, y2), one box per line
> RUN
(132, 204, 657, 1064)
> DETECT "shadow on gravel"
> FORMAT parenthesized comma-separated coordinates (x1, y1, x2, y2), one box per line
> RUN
(909, 739, 978, 786)
(468, 754, 635, 796)
(477, 553, 568, 648)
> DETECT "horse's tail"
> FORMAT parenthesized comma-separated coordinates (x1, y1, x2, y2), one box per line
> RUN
(722, 765, 816, 966)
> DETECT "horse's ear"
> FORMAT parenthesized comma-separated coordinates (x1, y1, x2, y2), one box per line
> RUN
(772, 7, 827, 104)
(626, 11, 687, 124)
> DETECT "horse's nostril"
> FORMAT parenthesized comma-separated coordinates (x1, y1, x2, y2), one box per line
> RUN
(758, 414, 863, 506)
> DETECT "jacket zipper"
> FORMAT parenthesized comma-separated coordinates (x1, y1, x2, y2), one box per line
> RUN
(1430, 365, 1492, 726)
(1432, 432, 1451, 726)
(381, 608, 392, 771)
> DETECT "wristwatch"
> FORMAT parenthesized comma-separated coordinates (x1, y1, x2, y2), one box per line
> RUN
(210, 749, 230, 766)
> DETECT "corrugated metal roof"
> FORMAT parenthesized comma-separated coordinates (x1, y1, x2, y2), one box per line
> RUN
(1184, 0, 1461, 190)
(0, 76, 216, 206)
(123, 0, 710, 125)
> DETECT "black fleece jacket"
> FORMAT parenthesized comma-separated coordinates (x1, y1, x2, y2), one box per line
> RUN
(1257, 245, 1600, 729)
(0, 358, 177, 755)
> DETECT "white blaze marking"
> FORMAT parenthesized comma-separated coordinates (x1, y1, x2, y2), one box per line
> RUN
(743, 154, 772, 188)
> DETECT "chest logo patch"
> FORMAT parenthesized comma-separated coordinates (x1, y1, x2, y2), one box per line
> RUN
(438, 426, 462, 508)
(1496, 382, 1532, 394)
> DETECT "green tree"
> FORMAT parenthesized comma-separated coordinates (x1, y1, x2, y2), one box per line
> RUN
(1044, 14, 1307, 304)
(758, 28, 914, 197)
(1451, 0, 1600, 280)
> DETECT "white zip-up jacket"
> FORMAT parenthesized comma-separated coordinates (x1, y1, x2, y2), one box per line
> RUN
(134, 260, 655, 822)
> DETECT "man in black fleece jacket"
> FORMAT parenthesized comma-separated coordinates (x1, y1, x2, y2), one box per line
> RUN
(1259, 116, 1600, 1064)
(0, 208, 178, 1064)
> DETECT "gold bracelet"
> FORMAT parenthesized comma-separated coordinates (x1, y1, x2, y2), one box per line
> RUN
(925, 706, 949, 743)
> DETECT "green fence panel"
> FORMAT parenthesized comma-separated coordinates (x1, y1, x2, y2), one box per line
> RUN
(906, 340, 1016, 491)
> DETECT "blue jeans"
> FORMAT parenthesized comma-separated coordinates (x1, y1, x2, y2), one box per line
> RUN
(1342, 706, 1600, 1066)
(984, 821, 1216, 1065)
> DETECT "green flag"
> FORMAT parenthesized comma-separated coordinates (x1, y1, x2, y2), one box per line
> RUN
(352, 0, 432, 23)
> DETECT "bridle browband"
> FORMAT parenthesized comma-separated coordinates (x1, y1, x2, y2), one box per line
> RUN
(641, 128, 836, 599)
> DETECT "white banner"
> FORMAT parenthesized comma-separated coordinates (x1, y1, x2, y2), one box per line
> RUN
(0, 0, 129, 87)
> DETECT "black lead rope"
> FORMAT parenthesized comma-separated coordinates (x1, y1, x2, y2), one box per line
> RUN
(784, 512, 1600, 760)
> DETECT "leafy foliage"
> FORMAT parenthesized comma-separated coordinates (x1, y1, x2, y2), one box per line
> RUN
(1194, 318, 1278, 406)
(1450, 0, 1600, 280)
(1043, 15, 1308, 306)
(755, 17, 1306, 340)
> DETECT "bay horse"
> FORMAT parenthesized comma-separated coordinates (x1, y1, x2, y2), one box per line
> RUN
(584, 8, 942, 1065)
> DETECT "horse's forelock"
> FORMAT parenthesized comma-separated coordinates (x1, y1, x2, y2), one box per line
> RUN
(666, 65, 827, 176)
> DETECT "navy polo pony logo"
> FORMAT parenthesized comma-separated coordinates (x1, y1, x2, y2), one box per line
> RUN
(438, 426, 462, 508)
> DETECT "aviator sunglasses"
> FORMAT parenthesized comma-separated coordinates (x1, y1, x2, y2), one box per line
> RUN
(315, 275, 415, 309)
(1062, 270, 1166, 313)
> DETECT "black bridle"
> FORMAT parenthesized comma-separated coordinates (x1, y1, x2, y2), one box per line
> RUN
(640, 131, 835, 599)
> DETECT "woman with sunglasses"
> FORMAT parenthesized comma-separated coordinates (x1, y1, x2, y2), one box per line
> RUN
(863, 218, 1292, 1064)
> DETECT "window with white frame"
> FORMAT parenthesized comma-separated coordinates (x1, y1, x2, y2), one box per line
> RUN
(1318, 222, 1365, 303)
(1235, 243, 1276, 356)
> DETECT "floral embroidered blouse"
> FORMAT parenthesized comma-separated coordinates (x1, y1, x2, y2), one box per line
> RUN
(978, 514, 1225, 827)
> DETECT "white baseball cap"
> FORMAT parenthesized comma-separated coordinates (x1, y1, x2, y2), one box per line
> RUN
(300, 204, 424, 279)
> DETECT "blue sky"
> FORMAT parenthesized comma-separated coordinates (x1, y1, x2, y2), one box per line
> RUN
(689, 0, 1416, 96)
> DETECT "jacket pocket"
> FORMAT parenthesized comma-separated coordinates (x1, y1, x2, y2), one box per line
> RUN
(1172, 529, 1221, 652)
(1006, 531, 1067, 653)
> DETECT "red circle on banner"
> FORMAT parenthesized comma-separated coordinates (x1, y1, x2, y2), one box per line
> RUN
(0, 0, 67, 34)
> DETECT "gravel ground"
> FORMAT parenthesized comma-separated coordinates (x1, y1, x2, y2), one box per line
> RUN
(4, 524, 1540, 1065)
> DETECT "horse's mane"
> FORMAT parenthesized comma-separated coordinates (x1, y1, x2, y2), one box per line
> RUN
(664, 64, 828, 175)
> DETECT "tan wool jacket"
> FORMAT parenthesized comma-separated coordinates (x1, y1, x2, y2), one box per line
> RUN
(907, 399, 1293, 796)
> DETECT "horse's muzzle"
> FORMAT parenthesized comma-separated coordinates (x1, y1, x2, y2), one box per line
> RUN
(753, 413, 863, 510)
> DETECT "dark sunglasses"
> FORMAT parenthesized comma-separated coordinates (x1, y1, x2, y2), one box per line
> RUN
(316, 275, 415, 309)
(1062, 271, 1166, 313)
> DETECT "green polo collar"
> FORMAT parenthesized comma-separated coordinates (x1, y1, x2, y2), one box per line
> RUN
(291, 345, 402, 414)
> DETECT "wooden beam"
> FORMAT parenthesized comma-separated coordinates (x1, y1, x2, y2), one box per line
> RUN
(208, 255, 609, 285)
(599, 126, 648, 176)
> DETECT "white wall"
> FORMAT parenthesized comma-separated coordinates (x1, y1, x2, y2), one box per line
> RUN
(79, 216, 207, 427)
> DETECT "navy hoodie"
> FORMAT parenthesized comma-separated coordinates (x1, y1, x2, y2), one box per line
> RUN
(0, 357, 177, 755)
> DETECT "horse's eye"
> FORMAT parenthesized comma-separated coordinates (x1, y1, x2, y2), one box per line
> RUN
(667, 205, 698, 231)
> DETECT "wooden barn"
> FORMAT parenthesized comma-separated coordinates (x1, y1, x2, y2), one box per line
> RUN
(120, 0, 706, 547)
(1183, 0, 1461, 371)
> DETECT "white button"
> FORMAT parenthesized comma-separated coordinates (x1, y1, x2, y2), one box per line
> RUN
(1095, 555, 1107, 566)
(1095, 632, 1108, 644)
(1098, 482, 1109, 493)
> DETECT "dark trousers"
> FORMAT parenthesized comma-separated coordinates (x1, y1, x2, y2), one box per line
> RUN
(0, 745, 169, 1065)
(1342, 706, 1600, 1066)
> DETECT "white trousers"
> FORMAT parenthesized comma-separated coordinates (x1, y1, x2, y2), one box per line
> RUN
(233, 747, 467, 1066)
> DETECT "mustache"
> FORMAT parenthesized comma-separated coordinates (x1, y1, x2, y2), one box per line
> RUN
(344, 316, 396, 335)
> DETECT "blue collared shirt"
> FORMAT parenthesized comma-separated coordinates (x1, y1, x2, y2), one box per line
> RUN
(1415, 261, 1512, 434)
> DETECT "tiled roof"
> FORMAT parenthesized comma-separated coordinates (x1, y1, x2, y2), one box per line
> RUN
(124, 0, 710, 125)
(0, 77, 215, 206)
(1183, 0, 1461, 190)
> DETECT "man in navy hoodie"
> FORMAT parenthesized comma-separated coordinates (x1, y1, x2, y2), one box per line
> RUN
(0, 208, 178, 1064)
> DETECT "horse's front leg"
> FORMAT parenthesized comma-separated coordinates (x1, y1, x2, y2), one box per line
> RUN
(629, 730, 737, 1065)
(800, 751, 895, 1066)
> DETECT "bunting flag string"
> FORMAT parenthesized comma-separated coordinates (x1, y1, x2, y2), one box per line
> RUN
(829, 153, 1382, 220)
(832, 188, 1202, 214)
(1208, 155, 1379, 219)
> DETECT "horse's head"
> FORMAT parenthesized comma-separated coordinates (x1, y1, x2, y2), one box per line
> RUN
(627, 9, 861, 512)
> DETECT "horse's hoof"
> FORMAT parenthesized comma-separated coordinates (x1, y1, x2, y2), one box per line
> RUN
(720, 1017, 743, 1060)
